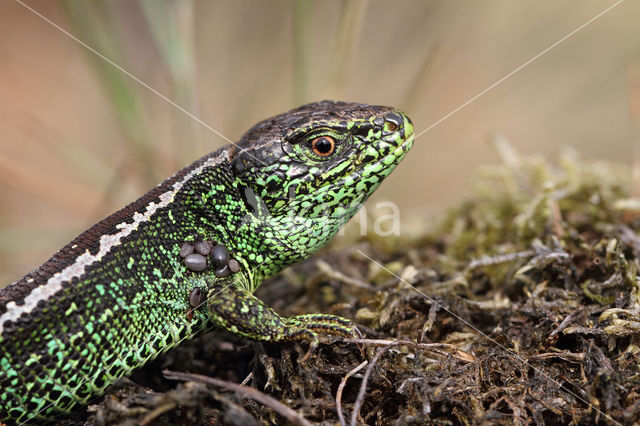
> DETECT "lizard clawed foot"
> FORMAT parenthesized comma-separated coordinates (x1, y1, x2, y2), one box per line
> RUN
(286, 313, 357, 362)
(207, 282, 357, 361)
(300, 339, 318, 363)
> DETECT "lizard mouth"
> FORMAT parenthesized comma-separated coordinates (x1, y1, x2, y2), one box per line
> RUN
(311, 112, 413, 218)
(391, 116, 414, 158)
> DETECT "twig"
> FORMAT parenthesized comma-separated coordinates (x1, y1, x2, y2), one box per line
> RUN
(350, 344, 396, 426)
(163, 370, 312, 426)
(240, 371, 253, 386)
(528, 352, 585, 362)
(548, 197, 565, 238)
(467, 250, 536, 269)
(343, 337, 475, 363)
(549, 307, 585, 337)
(336, 360, 368, 426)
(139, 402, 177, 425)
(316, 260, 373, 289)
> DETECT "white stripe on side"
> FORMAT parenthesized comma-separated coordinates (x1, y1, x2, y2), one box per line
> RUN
(0, 150, 228, 334)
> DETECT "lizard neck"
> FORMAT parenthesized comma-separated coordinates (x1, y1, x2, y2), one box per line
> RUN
(224, 197, 351, 287)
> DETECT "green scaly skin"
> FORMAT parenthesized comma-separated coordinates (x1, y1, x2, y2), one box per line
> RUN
(0, 101, 414, 423)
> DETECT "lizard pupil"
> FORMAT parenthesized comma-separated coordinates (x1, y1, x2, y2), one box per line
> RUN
(311, 136, 335, 156)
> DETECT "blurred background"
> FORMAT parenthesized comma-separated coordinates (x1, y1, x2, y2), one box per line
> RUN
(0, 0, 638, 283)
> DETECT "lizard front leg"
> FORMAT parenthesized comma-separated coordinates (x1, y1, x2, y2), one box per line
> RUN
(206, 276, 354, 354)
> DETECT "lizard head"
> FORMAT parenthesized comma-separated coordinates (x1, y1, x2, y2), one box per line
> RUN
(229, 101, 413, 269)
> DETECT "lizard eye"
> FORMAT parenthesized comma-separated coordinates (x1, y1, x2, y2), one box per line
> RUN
(286, 128, 347, 162)
(311, 136, 335, 157)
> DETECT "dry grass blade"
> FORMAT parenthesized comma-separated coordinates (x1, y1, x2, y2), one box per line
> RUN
(139, 0, 201, 165)
(344, 337, 476, 363)
(326, 0, 369, 97)
(63, 0, 158, 184)
(350, 344, 393, 426)
(139, 402, 177, 426)
(163, 370, 313, 426)
(293, 0, 312, 105)
(629, 59, 640, 196)
(336, 360, 367, 426)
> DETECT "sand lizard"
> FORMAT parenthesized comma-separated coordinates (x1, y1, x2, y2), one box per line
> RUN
(0, 101, 414, 422)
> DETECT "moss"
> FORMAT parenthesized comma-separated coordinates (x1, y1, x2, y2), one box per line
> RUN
(69, 145, 640, 424)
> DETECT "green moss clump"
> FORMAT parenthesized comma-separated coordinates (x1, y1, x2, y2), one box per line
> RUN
(73, 144, 640, 425)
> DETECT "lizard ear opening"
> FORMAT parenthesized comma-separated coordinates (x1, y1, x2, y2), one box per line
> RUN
(240, 184, 259, 214)
(237, 181, 272, 218)
(232, 156, 246, 176)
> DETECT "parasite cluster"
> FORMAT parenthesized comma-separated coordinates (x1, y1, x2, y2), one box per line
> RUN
(179, 241, 240, 277)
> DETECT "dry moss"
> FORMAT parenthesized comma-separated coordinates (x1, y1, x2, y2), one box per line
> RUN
(64, 144, 640, 425)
